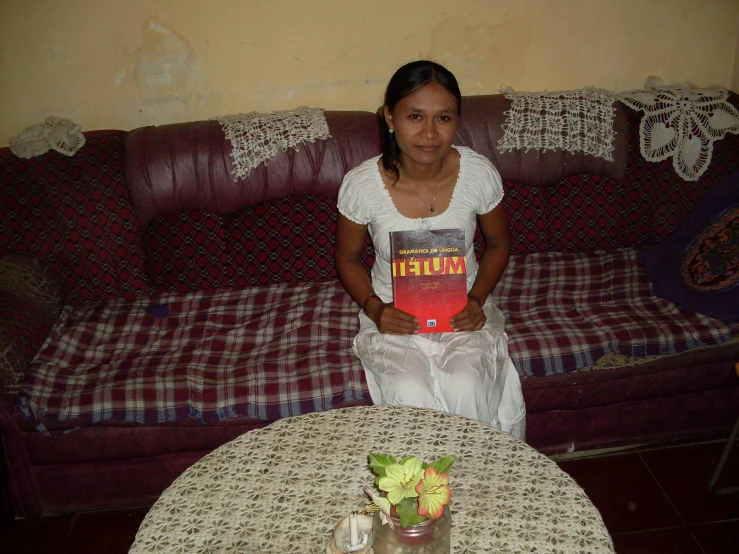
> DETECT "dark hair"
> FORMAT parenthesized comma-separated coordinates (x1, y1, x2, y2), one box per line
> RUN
(380, 60, 462, 179)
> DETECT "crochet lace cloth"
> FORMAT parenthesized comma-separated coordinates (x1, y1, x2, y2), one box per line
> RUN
(617, 77, 739, 181)
(9, 117, 86, 159)
(129, 405, 614, 554)
(215, 106, 330, 181)
(498, 86, 616, 161)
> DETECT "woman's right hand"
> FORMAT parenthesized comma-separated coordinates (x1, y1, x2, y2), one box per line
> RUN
(335, 215, 419, 335)
(365, 298, 420, 335)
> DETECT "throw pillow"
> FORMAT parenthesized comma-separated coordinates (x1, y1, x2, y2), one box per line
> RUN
(638, 168, 739, 322)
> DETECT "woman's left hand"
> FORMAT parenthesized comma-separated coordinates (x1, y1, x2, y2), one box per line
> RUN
(450, 296, 486, 332)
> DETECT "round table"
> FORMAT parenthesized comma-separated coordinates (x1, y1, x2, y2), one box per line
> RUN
(130, 405, 614, 553)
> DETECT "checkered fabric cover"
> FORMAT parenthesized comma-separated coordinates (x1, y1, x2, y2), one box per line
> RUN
(493, 249, 739, 376)
(22, 280, 369, 424)
(22, 249, 738, 423)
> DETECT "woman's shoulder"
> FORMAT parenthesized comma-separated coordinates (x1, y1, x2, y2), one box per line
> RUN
(339, 156, 381, 200)
(456, 145, 497, 169)
(456, 146, 501, 182)
(343, 155, 381, 183)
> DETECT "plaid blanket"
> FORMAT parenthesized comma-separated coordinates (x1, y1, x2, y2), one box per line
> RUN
(493, 249, 738, 376)
(22, 249, 737, 424)
(23, 281, 369, 424)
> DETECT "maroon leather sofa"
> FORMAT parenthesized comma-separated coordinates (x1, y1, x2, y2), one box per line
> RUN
(1, 94, 738, 520)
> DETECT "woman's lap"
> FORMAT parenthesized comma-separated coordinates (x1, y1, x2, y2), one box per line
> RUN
(354, 304, 526, 438)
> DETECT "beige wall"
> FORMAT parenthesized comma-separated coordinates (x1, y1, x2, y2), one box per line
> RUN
(1, 0, 738, 146)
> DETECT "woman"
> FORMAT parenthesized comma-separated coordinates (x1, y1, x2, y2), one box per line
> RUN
(335, 60, 525, 440)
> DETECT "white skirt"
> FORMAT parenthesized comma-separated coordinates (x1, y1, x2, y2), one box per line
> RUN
(354, 300, 527, 441)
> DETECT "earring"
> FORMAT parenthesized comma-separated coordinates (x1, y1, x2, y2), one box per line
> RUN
(389, 128, 394, 134)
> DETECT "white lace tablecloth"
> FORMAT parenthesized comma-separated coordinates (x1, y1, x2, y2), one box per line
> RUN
(129, 405, 614, 553)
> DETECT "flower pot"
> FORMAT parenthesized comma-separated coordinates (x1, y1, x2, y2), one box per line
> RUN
(372, 506, 451, 554)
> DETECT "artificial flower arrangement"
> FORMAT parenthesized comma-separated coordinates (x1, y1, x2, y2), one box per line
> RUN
(327, 453, 456, 553)
(364, 453, 455, 528)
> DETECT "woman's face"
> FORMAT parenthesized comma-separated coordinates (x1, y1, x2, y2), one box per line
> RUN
(385, 82, 459, 168)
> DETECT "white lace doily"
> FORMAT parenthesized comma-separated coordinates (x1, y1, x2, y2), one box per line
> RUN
(617, 76, 739, 181)
(130, 405, 614, 554)
(9, 117, 86, 159)
(215, 106, 330, 181)
(498, 86, 616, 161)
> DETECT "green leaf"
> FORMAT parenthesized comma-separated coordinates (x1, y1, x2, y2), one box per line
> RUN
(369, 453, 397, 476)
(429, 455, 456, 475)
(395, 498, 426, 528)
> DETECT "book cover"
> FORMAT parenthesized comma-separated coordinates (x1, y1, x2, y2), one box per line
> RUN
(390, 228, 467, 334)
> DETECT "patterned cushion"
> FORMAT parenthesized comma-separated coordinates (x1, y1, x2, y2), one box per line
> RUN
(0, 292, 45, 365)
(0, 132, 149, 305)
(0, 254, 65, 393)
(683, 207, 738, 292)
(144, 211, 227, 292)
(144, 196, 375, 291)
(503, 174, 624, 254)
(492, 249, 738, 376)
(639, 168, 739, 322)
(0, 253, 64, 326)
(0, 327, 26, 394)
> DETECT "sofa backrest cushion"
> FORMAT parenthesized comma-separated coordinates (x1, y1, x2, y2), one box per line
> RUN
(124, 95, 629, 228)
(125, 112, 381, 226)
(0, 132, 150, 305)
(127, 95, 739, 292)
(144, 196, 376, 292)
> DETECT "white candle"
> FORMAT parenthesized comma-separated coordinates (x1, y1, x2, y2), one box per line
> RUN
(349, 512, 359, 547)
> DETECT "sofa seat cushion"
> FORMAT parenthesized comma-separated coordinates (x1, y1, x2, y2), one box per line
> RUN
(21, 281, 370, 425)
(492, 248, 738, 377)
(19, 250, 738, 424)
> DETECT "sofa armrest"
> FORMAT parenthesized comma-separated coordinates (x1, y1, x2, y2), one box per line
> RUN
(0, 253, 65, 396)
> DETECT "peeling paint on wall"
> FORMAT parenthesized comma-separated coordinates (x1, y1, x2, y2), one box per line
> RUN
(252, 80, 353, 103)
(429, 16, 533, 91)
(113, 67, 127, 88)
(1, 0, 737, 147)
(134, 18, 200, 105)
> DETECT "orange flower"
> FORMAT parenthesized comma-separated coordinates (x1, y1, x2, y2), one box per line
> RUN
(415, 467, 451, 519)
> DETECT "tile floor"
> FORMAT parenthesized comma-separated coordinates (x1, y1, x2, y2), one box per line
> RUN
(554, 439, 739, 553)
(1, 437, 737, 553)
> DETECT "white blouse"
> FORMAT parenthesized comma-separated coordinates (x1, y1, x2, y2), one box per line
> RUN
(337, 146, 504, 302)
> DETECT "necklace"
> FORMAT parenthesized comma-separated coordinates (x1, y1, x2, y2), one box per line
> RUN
(399, 157, 445, 213)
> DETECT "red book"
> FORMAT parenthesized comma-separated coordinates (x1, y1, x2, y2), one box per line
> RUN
(390, 228, 468, 333)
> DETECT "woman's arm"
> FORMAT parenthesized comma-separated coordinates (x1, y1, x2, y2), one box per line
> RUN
(450, 203, 511, 331)
(335, 214, 419, 334)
